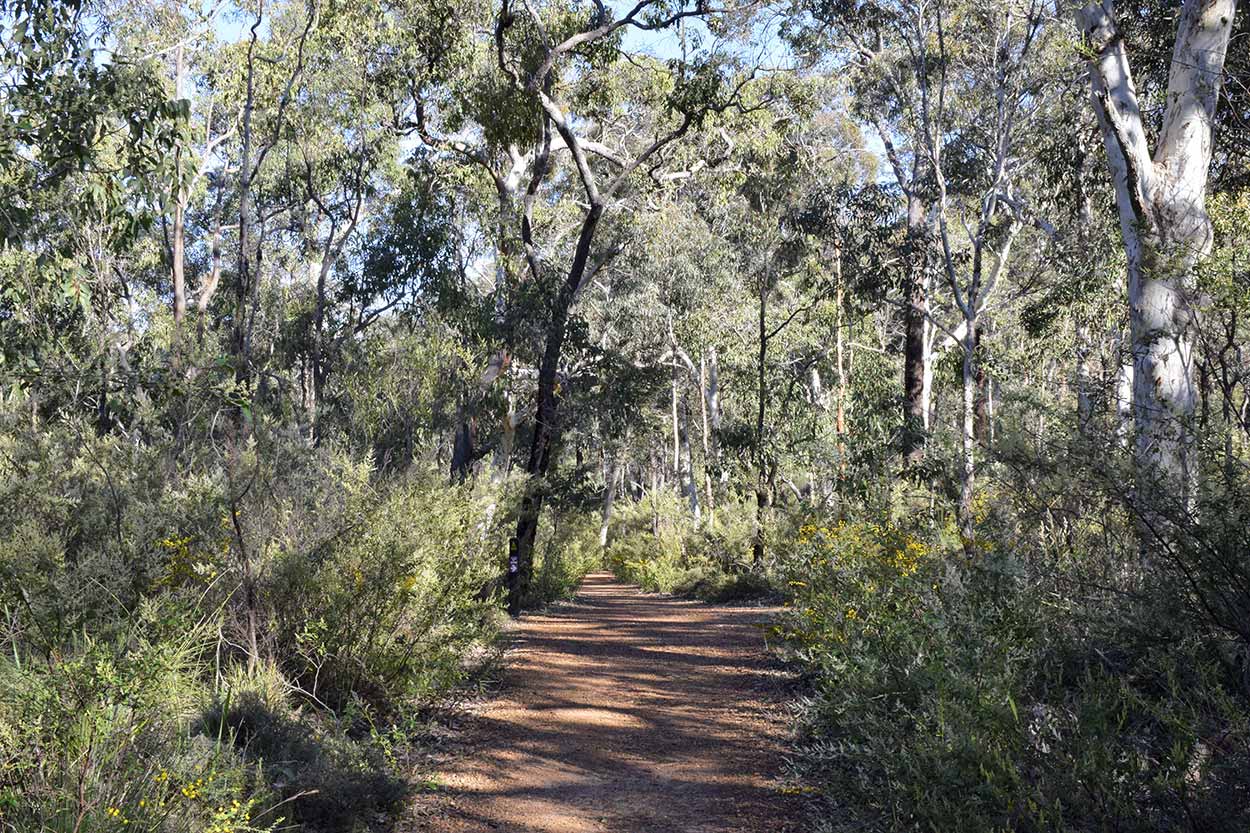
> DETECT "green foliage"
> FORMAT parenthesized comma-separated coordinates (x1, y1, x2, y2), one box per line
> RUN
(0, 409, 526, 831)
(606, 494, 777, 602)
(0, 609, 279, 833)
(267, 470, 507, 712)
(526, 508, 606, 607)
(777, 483, 1250, 833)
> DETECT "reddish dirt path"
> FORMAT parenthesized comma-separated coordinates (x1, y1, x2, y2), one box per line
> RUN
(413, 572, 802, 833)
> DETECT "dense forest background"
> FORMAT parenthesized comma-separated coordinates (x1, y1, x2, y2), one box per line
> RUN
(1, 0, 1248, 829)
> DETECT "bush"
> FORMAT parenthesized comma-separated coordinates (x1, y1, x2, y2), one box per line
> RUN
(266, 468, 507, 713)
(777, 508, 1250, 833)
(527, 508, 605, 607)
(605, 493, 779, 602)
(0, 606, 278, 833)
(0, 413, 524, 832)
(201, 662, 408, 831)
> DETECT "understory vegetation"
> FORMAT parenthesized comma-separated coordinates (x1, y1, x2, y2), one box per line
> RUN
(3, 0, 1249, 830)
(0, 416, 597, 832)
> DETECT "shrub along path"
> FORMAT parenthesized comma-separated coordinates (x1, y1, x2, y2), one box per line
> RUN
(412, 572, 802, 833)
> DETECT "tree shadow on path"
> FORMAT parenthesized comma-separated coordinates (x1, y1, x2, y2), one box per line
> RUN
(412, 572, 803, 833)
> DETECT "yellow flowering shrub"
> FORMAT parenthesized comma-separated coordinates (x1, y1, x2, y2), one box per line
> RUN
(780, 520, 933, 649)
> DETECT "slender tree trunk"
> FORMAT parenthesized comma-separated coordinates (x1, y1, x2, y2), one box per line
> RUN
(1076, 323, 1094, 434)
(172, 201, 186, 328)
(903, 192, 929, 463)
(705, 346, 723, 489)
(170, 45, 187, 347)
(311, 253, 330, 443)
(670, 351, 681, 483)
(600, 454, 618, 548)
(753, 279, 768, 565)
(959, 317, 978, 547)
(974, 322, 991, 443)
(233, 22, 259, 395)
(649, 447, 660, 537)
(678, 392, 700, 523)
(450, 399, 476, 484)
(835, 264, 847, 480)
(699, 354, 715, 523)
(196, 176, 224, 345)
(511, 205, 604, 613)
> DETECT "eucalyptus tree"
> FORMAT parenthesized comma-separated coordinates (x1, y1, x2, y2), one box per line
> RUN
(481, 0, 763, 611)
(911, 0, 1063, 540)
(1076, 0, 1239, 543)
(784, 0, 944, 463)
(107, 0, 239, 350)
(683, 80, 871, 559)
(0, 0, 183, 425)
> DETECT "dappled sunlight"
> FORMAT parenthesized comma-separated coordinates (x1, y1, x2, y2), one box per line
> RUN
(417, 573, 799, 833)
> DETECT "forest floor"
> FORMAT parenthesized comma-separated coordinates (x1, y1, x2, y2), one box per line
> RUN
(407, 572, 805, 833)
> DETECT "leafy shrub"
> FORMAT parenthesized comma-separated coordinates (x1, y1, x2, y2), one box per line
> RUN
(201, 662, 407, 832)
(527, 508, 605, 607)
(606, 494, 778, 602)
(0, 606, 278, 833)
(266, 468, 506, 713)
(778, 511, 1250, 833)
(0, 414, 524, 832)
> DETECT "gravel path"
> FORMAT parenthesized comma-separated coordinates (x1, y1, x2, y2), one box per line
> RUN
(413, 572, 802, 833)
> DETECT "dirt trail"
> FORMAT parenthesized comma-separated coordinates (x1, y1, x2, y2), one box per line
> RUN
(413, 572, 802, 833)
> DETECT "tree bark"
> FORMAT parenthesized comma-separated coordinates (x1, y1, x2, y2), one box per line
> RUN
(600, 454, 618, 548)
(511, 205, 604, 611)
(753, 278, 768, 564)
(196, 175, 224, 344)
(705, 346, 723, 488)
(699, 353, 716, 522)
(678, 392, 700, 523)
(959, 316, 978, 545)
(902, 191, 929, 463)
(974, 322, 991, 443)
(1078, 0, 1235, 542)
(170, 44, 187, 344)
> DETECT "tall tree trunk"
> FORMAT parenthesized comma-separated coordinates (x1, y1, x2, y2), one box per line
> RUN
(600, 454, 618, 548)
(510, 205, 604, 614)
(450, 400, 476, 484)
(699, 353, 715, 523)
(903, 191, 929, 463)
(196, 175, 224, 345)
(311, 252, 330, 443)
(974, 322, 991, 443)
(170, 44, 187, 348)
(835, 260, 847, 485)
(670, 351, 681, 483)
(705, 346, 723, 489)
(678, 392, 700, 523)
(1076, 323, 1095, 434)
(233, 21, 259, 396)
(753, 279, 768, 565)
(1079, 0, 1235, 546)
(959, 317, 978, 547)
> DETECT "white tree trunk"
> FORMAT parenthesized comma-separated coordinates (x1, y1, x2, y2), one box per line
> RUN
(959, 319, 977, 544)
(1079, 0, 1235, 533)
(600, 455, 618, 548)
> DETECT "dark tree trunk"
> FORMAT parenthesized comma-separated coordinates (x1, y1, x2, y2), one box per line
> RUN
(752, 278, 768, 565)
(974, 323, 991, 443)
(450, 404, 477, 484)
(509, 205, 603, 614)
